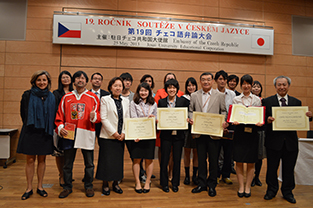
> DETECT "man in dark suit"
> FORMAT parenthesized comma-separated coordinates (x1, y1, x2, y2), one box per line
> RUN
(189, 72, 227, 197)
(90, 72, 110, 139)
(263, 75, 312, 204)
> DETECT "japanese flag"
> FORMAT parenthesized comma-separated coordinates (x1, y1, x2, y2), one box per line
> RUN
(251, 35, 270, 50)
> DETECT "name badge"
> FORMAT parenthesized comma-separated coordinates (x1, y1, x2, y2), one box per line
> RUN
(172, 130, 177, 135)
(244, 127, 252, 133)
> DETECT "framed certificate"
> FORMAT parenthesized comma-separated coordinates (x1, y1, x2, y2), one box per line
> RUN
(227, 104, 265, 124)
(157, 107, 188, 130)
(272, 106, 310, 131)
(191, 112, 225, 137)
(125, 117, 156, 140)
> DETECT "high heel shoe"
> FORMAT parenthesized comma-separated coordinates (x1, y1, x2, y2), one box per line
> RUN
(21, 190, 33, 200)
(135, 183, 142, 194)
(237, 191, 244, 198)
(143, 182, 151, 193)
(113, 184, 123, 194)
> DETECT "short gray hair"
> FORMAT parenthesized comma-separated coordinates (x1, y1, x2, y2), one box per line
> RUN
(273, 75, 291, 86)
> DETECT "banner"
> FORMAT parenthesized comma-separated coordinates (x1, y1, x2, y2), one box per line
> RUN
(53, 14, 274, 55)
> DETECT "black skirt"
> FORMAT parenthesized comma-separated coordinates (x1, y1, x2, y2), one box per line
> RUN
(233, 124, 258, 163)
(17, 125, 53, 155)
(130, 139, 156, 159)
(95, 138, 124, 181)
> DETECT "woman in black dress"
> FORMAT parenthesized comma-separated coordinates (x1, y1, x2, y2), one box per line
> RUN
(17, 70, 55, 200)
(96, 77, 130, 195)
(52, 71, 73, 187)
(232, 74, 263, 198)
(158, 79, 190, 193)
(129, 82, 157, 193)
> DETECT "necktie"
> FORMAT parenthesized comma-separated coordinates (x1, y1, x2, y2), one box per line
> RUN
(280, 98, 287, 106)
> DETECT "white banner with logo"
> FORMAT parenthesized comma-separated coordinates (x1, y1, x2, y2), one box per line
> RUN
(53, 14, 274, 55)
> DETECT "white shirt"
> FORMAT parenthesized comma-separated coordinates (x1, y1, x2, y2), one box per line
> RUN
(217, 88, 236, 113)
(202, 89, 212, 113)
(233, 92, 261, 107)
(91, 89, 101, 100)
(277, 94, 288, 106)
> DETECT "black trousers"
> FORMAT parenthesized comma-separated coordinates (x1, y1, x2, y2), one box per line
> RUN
(196, 135, 220, 189)
(266, 141, 298, 197)
(160, 135, 184, 187)
(218, 139, 233, 178)
(63, 148, 94, 190)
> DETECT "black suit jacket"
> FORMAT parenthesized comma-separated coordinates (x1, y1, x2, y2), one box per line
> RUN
(158, 96, 190, 140)
(90, 89, 110, 138)
(262, 94, 301, 152)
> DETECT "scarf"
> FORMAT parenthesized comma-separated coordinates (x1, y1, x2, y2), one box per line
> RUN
(27, 86, 55, 136)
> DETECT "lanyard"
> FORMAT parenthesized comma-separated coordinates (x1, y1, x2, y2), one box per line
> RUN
(202, 94, 211, 109)
(139, 103, 151, 117)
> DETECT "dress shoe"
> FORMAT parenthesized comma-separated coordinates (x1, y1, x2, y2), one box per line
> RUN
(85, 188, 94, 197)
(113, 184, 123, 194)
(172, 186, 179, 192)
(184, 176, 190, 185)
(143, 188, 150, 193)
(102, 186, 110, 195)
(254, 178, 262, 186)
(59, 189, 72, 198)
(208, 187, 216, 197)
(244, 192, 251, 198)
(264, 193, 275, 200)
(222, 178, 233, 185)
(21, 190, 33, 200)
(251, 178, 256, 187)
(283, 195, 296, 204)
(135, 188, 142, 194)
(237, 191, 244, 198)
(191, 186, 207, 193)
(162, 186, 169, 193)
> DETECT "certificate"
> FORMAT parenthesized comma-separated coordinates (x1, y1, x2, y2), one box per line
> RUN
(227, 104, 265, 124)
(191, 112, 225, 137)
(157, 107, 188, 130)
(63, 123, 75, 140)
(125, 117, 156, 140)
(272, 106, 309, 131)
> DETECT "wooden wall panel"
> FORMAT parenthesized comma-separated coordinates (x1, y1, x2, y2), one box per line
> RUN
(0, 0, 313, 133)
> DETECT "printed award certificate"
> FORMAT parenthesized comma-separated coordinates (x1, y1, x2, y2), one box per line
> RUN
(191, 112, 225, 137)
(227, 104, 264, 124)
(157, 107, 188, 130)
(63, 123, 76, 140)
(272, 106, 310, 131)
(125, 117, 156, 140)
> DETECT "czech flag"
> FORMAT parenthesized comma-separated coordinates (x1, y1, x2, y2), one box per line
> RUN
(251, 34, 270, 50)
(58, 22, 81, 38)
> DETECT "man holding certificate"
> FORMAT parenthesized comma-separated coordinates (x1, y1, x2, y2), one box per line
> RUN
(262, 75, 312, 204)
(189, 72, 227, 197)
(55, 71, 100, 198)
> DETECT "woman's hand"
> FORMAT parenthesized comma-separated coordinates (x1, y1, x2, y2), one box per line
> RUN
(134, 138, 140, 142)
(222, 121, 229, 129)
(148, 115, 155, 118)
(120, 133, 125, 141)
(189, 118, 194, 125)
(306, 111, 312, 118)
(267, 116, 275, 124)
(233, 121, 240, 125)
(255, 122, 263, 127)
(60, 128, 68, 137)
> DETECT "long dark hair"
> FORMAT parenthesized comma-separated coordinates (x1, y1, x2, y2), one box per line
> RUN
(185, 77, 198, 95)
(133, 82, 155, 105)
(140, 74, 155, 89)
(57, 71, 73, 92)
(163, 72, 177, 84)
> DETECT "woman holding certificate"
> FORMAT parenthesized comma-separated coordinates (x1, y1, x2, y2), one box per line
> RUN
(17, 70, 55, 200)
(232, 74, 262, 198)
(129, 82, 157, 193)
(96, 77, 130, 195)
(158, 79, 190, 193)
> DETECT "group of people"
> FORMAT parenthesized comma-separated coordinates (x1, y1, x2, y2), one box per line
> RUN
(17, 69, 312, 204)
